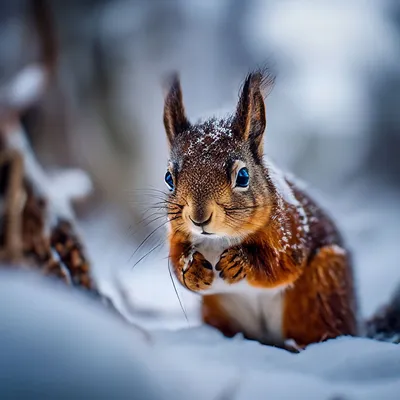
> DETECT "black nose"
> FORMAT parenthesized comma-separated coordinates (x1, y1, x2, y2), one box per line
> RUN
(189, 213, 213, 227)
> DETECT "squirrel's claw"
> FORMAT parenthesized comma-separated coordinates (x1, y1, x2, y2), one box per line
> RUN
(216, 248, 248, 284)
(182, 251, 214, 292)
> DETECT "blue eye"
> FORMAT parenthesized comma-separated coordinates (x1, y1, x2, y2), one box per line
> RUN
(165, 171, 174, 191)
(235, 167, 249, 188)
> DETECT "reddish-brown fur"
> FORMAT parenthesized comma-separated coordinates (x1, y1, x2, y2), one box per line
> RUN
(163, 70, 358, 348)
(283, 245, 358, 347)
(202, 295, 242, 338)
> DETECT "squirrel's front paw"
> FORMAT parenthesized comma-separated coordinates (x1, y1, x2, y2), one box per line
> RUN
(182, 252, 214, 292)
(215, 248, 248, 284)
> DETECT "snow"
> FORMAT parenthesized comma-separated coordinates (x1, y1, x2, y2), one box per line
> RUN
(6, 123, 92, 221)
(0, 64, 47, 111)
(2, 269, 400, 399)
(265, 159, 310, 238)
(185, 118, 233, 157)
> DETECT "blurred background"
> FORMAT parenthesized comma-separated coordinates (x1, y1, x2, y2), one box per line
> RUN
(1, 0, 400, 329)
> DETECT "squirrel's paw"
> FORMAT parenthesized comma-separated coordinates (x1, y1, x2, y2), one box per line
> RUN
(215, 248, 248, 284)
(182, 251, 214, 292)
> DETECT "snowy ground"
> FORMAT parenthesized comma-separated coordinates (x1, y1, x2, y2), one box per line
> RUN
(2, 268, 400, 399)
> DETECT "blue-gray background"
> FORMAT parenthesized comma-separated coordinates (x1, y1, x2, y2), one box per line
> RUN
(1, 2, 400, 397)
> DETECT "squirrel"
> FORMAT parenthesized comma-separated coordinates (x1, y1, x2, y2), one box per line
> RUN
(161, 69, 359, 349)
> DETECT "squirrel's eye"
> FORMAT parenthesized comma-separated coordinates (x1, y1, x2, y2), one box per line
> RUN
(165, 171, 174, 191)
(235, 167, 249, 188)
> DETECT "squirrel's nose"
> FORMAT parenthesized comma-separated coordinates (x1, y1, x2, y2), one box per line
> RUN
(189, 213, 213, 227)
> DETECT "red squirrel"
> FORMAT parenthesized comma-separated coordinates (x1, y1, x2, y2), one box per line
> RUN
(162, 70, 358, 349)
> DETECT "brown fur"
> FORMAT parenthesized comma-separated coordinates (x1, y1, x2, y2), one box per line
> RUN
(163, 70, 358, 348)
(283, 245, 358, 347)
(202, 295, 242, 338)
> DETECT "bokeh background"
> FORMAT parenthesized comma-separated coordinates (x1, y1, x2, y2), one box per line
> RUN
(2, 0, 400, 328)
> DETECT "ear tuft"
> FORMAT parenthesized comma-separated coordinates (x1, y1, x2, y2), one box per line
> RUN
(162, 72, 191, 146)
(233, 68, 275, 159)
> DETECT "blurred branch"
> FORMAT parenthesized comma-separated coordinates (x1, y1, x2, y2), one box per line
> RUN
(0, 121, 95, 289)
(0, 148, 24, 261)
(0, 0, 126, 317)
(30, 0, 58, 74)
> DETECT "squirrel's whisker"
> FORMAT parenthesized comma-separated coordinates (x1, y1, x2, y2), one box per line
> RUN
(131, 243, 164, 270)
(168, 256, 189, 325)
(129, 216, 180, 262)
(128, 212, 176, 238)
(130, 187, 168, 195)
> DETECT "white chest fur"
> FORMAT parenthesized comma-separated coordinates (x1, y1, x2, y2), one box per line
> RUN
(192, 236, 286, 345)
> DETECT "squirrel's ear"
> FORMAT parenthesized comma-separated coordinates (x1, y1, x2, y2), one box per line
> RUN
(233, 70, 275, 159)
(163, 73, 191, 146)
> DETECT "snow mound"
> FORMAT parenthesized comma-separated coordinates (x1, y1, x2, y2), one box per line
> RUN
(1, 270, 400, 399)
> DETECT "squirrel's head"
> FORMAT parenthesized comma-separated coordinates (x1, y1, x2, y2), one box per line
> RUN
(163, 70, 276, 241)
